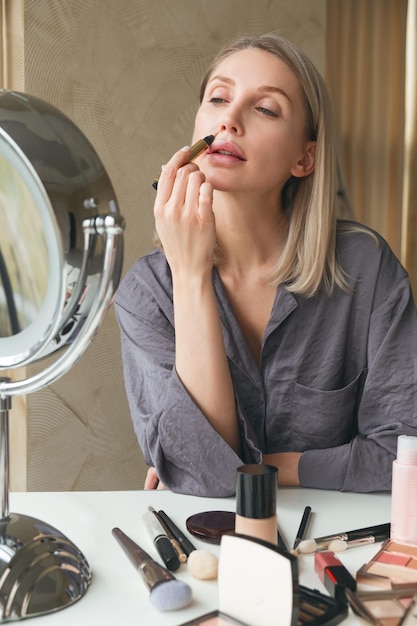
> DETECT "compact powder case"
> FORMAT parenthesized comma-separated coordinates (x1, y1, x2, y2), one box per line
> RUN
(185, 511, 236, 544)
(179, 534, 347, 626)
(357, 539, 417, 589)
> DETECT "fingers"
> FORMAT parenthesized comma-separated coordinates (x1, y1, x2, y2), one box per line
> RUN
(155, 145, 195, 199)
(198, 182, 214, 223)
(144, 466, 167, 491)
(144, 466, 159, 490)
(153, 145, 215, 274)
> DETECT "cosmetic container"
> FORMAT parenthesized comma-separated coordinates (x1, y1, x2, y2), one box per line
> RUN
(390, 435, 417, 544)
(178, 534, 348, 626)
(314, 550, 356, 604)
(235, 464, 278, 546)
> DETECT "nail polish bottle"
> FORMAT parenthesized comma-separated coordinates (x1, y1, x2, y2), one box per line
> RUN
(390, 435, 417, 543)
(235, 464, 278, 546)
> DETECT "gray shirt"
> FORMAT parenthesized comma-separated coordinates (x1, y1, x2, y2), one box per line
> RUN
(115, 222, 417, 496)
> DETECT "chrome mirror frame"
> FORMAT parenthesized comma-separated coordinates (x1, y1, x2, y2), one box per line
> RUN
(0, 91, 125, 620)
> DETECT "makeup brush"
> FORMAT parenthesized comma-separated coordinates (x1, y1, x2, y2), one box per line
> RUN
(112, 527, 192, 611)
(296, 523, 390, 554)
(327, 535, 389, 552)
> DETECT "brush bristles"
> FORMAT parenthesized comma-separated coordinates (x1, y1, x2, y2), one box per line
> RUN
(150, 579, 192, 611)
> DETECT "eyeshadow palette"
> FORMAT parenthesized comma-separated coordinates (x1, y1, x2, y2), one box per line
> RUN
(178, 587, 347, 626)
(357, 539, 417, 589)
(346, 586, 417, 626)
(297, 586, 348, 626)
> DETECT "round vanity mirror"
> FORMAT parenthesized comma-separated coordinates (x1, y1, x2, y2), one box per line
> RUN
(0, 126, 64, 366)
(0, 89, 124, 374)
(0, 90, 125, 621)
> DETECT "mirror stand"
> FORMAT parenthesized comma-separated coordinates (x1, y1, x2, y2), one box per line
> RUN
(0, 90, 126, 621)
(0, 381, 91, 621)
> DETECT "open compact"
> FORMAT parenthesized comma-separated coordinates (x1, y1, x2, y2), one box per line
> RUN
(346, 587, 417, 625)
(179, 534, 347, 626)
(346, 538, 417, 625)
(357, 539, 417, 589)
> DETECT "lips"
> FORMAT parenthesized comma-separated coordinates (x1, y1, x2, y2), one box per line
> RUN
(209, 141, 246, 160)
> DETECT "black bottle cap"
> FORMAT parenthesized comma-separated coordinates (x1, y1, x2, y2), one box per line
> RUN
(156, 535, 180, 571)
(236, 464, 278, 519)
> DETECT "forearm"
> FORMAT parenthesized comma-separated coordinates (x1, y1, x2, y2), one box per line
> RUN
(173, 272, 240, 454)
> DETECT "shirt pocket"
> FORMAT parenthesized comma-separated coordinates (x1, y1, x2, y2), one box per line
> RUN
(290, 369, 366, 449)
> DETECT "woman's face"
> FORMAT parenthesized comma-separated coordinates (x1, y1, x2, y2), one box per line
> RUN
(194, 48, 315, 196)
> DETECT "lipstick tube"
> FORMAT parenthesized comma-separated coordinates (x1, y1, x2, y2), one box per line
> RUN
(152, 133, 217, 190)
(143, 510, 180, 571)
(314, 551, 356, 604)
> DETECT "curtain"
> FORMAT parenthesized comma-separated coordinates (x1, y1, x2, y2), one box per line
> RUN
(326, 0, 410, 270)
(0, 0, 24, 90)
(402, 0, 417, 294)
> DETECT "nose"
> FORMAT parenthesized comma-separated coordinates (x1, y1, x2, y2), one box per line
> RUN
(219, 108, 242, 135)
(220, 120, 238, 134)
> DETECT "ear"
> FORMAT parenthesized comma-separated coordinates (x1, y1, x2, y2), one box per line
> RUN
(291, 141, 316, 178)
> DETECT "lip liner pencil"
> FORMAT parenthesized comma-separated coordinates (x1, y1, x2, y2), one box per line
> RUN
(293, 506, 312, 549)
(152, 133, 217, 190)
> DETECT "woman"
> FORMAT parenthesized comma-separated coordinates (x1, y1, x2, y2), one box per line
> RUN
(115, 32, 417, 496)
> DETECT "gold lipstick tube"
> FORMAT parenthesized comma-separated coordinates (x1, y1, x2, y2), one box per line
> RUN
(152, 133, 217, 190)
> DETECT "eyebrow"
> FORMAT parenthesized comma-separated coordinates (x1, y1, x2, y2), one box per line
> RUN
(208, 75, 293, 103)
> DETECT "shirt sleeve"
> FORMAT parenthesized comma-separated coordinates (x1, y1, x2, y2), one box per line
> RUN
(114, 261, 261, 497)
(298, 269, 417, 492)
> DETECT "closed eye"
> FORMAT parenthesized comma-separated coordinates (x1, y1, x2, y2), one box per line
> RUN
(256, 106, 279, 118)
(209, 97, 227, 104)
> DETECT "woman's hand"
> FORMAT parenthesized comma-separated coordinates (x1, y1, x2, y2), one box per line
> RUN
(144, 466, 167, 490)
(152, 147, 240, 455)
(154, 146, 216, 279)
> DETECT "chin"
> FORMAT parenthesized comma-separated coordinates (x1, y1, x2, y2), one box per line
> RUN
(204, 172, 239, 193)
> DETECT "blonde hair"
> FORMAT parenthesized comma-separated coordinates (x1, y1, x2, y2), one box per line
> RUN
(200, 32, 351, 296)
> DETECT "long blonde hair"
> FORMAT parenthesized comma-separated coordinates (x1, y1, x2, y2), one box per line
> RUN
(199, 32, 350, 296)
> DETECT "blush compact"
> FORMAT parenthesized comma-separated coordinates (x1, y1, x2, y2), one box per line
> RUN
(356, 539, 417, 589)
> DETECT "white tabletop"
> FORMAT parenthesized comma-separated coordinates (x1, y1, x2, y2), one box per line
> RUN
(9, 488, 391, 625)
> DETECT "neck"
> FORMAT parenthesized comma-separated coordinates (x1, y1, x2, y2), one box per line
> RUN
(213, 191, 288, 276)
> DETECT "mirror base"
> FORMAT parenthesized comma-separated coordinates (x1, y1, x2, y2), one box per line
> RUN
(0, 512, 91, 621)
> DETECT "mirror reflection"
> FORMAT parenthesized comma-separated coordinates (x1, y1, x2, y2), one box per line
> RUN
(0, 153, 49, 337)
(0, 90, 124, 369)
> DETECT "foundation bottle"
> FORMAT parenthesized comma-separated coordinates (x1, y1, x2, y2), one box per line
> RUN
(390, 435, 417, 543)
(235, 464, 278, 546)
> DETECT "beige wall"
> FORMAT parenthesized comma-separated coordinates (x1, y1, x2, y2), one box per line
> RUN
(17, 0, 326, 490)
